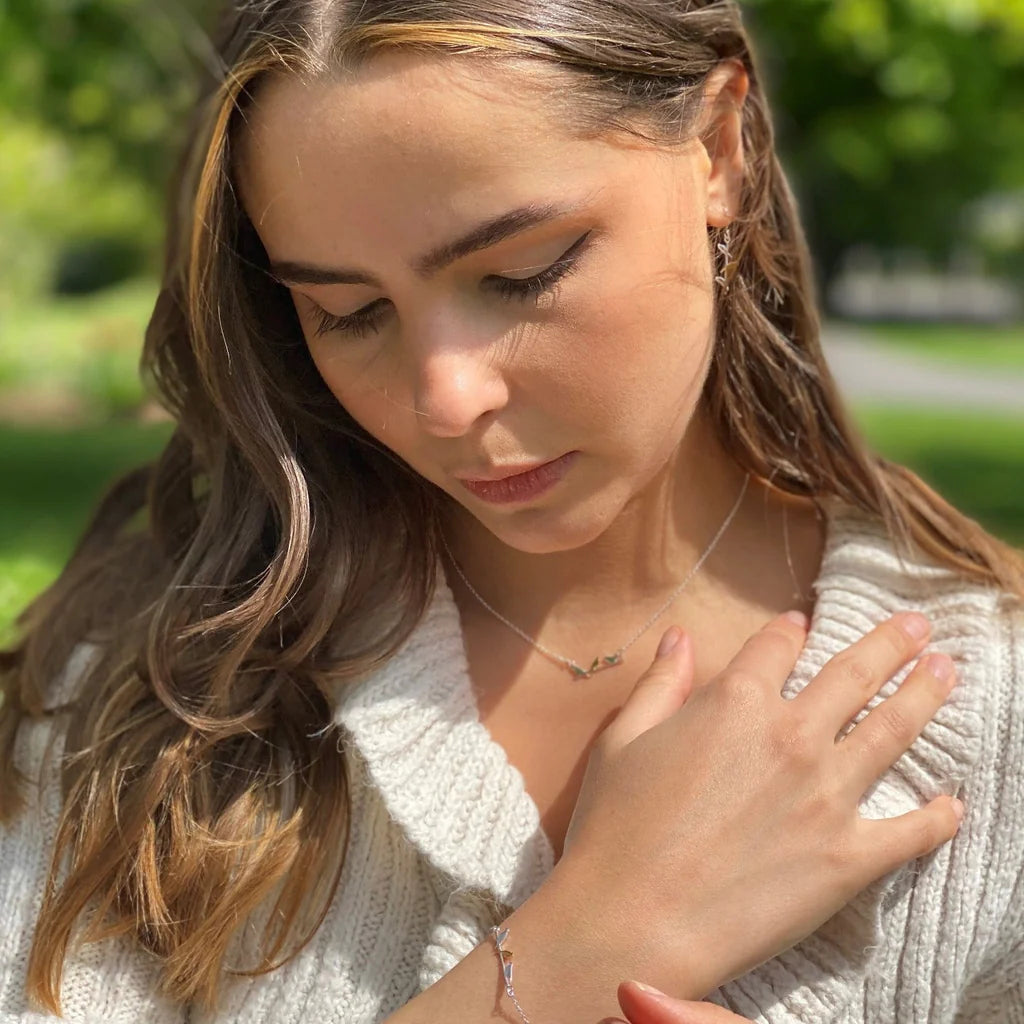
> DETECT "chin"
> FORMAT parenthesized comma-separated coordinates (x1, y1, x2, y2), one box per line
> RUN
(475, 497, 624, 556)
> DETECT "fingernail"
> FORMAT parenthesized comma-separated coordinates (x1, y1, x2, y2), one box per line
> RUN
(924, 653, 955, 686)
(657, 627, 682, 659)
(630, 980, 669, 998)
(783, 610, 810, 628)
(900, 613, 930, 641)
(951, 797, 965, 821)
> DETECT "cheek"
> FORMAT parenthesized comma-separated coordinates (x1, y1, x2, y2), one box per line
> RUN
(306, 340, 404, 441)
(548, 264, 715, 439)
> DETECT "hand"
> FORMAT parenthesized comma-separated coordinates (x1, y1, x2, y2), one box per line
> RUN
(554, 611, 963, 1000)
(604, 980, 753, 1024)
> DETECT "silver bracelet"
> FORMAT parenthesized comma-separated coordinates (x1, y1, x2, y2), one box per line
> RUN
(491, 925, 533, 1024)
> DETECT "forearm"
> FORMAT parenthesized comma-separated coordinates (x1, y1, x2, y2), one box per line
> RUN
(383, 862, 708, 1024)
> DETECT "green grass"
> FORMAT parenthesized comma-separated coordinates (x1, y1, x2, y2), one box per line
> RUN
(856, 406, 1024, 546)
(0, 408, 1021, 639)
(0, 422, 172, 637)
(863, 321, 1024, 371)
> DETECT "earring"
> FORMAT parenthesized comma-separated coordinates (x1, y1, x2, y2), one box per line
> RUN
(714, 226, 739, 293)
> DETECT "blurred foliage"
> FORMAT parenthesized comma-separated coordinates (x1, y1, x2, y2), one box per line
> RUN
(1, 0, 1022, 300)
(745, 0, 1024, 277)
(0, 107, 159, 300)
(0, 279, 155, 418)
(0, 0, 208, 178)
(0, 0, 211, 299)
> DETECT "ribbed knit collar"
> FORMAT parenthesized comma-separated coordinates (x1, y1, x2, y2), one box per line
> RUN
(333, 503, 992, 1021)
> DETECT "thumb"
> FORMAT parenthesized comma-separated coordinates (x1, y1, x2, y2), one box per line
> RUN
(602, 627, 694, 751)
(618, 981, 753, 1024)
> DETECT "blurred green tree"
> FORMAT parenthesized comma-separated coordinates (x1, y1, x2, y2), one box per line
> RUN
(0, 0, 211, 190)
(746, 0, 1024, 278)
(0, 0, 211, 296)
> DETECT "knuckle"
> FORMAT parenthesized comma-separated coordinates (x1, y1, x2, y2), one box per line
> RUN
(802, 785, 835, 821)
(758, 627, 797, 660)
(835, 655, 876, 691)
(876, 703, 915, 746)
(851, 720, 886, 761)
(717, 668, 756, 701)
(822, 830, 857, 874)
(713, 673, 769, 728)
(819, 815, 860, 872)
(736, 626, 791, 672)
(769, 711, 819, 767)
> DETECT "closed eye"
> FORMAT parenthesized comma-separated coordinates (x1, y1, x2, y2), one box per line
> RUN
(484, 229, 592, 300)
(308, 230, 593, 340)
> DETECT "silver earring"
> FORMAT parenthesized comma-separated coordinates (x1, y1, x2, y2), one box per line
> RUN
(715, 227, 738, 293)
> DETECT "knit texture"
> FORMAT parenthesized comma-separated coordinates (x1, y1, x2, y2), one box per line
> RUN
(1, 505, 1022, 1022)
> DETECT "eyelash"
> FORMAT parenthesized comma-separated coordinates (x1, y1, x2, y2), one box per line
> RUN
(310, 230, 593, 340)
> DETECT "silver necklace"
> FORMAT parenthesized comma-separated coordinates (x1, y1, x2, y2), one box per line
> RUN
(441, 473, 750, 679)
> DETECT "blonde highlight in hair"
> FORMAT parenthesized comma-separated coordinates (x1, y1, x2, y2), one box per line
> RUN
(2, 0, 1021, 1014)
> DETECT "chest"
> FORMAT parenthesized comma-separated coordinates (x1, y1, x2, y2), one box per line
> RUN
(464, 619, 768, 861)
(476, 688, 617, 862)
(461, 601, 775, 861)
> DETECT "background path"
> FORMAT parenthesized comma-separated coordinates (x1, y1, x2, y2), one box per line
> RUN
(821, 324, 1024, 414)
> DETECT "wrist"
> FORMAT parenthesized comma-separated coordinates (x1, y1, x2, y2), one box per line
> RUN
(500, 864, 622, 1022)
(540, 856, 716, 999)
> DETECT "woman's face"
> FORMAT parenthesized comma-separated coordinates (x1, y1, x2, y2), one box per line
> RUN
(240, 54, 744, 554)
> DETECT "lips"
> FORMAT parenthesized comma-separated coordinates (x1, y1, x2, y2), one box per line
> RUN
(456, 461, 557, 483)
(456, 452, 578, 505)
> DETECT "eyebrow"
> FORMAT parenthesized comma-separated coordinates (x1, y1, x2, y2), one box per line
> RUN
(267, 200, 587, 288)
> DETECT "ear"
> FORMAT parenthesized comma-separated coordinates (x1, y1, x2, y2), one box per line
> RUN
(697, 59, 750, 229)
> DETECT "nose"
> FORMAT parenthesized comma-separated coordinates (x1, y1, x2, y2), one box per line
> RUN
(411, 336, 511, 439)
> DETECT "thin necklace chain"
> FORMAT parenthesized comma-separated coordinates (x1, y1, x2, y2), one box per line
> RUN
(440, 473, 751, 679)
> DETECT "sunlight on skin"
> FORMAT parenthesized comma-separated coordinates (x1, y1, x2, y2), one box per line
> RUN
(238, 53, 755, 613)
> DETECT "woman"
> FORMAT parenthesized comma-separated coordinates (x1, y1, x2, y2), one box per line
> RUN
(1, 1, 1021, 1022)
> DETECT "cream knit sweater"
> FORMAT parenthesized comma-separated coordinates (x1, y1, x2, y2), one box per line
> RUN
(1, 506, 1022, 1023)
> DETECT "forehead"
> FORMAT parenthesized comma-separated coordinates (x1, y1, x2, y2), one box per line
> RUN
(244, 58, 559, 193)
(236, 53, 658, 259)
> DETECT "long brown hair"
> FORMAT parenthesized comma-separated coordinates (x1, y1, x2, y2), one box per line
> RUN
(3, 0, 1021, 1014)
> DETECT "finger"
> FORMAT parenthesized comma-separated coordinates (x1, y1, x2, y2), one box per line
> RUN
(618, 981, 753, 1024)
(855, 793, 964, 882)
(840, 652, 956, 796)
(716, 611, 809, 691)
(601, 628, 694, 751)
(795, 612, 932, 733)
